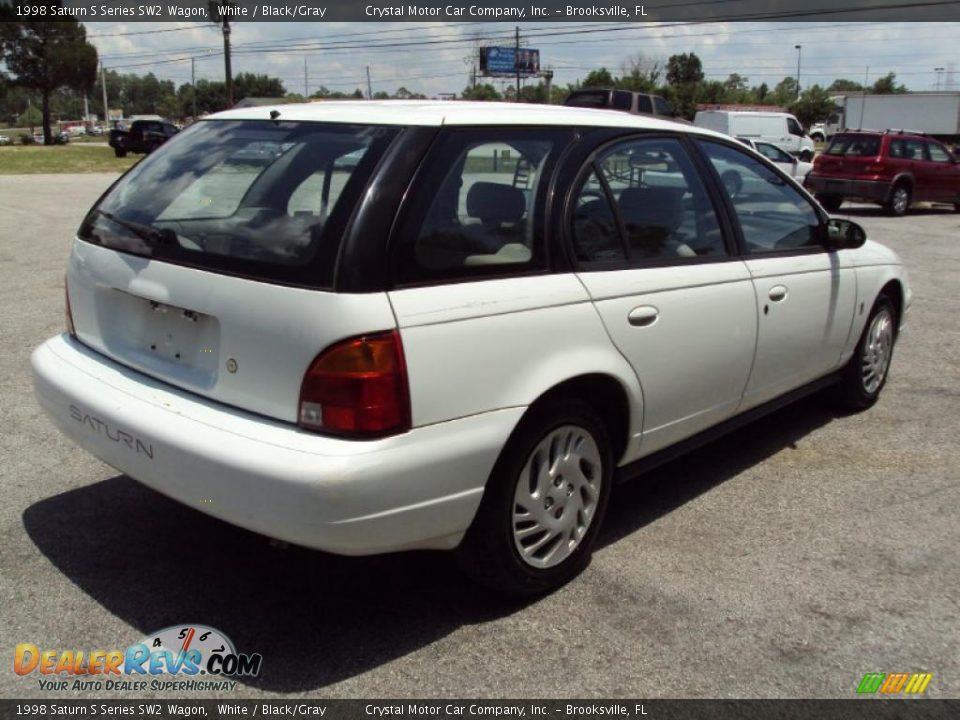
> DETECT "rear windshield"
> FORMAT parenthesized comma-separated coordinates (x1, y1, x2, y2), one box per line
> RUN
(824, 135, 881, 157)
(79, 120, 400, 288)
(565, 91, 611, 109)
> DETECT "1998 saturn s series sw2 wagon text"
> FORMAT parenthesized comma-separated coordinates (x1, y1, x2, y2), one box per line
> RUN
(32, 101, 911, 595)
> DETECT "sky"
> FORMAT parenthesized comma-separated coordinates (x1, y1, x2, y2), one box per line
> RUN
(87, 21, 960, 99)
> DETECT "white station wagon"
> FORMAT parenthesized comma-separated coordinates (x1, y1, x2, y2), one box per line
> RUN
(32, 101, 910, 595)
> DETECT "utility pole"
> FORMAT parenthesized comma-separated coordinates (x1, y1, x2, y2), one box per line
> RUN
(935, 67, 945, 91)
(304, 57, 308, 97)
(515, 26, 521, 102)
(191, 57, 197, 119)
(366, 66, 372, 99)
(794, 45, 802, 99)
(100, 61, 108, 125)
(543, 69, 553, 105)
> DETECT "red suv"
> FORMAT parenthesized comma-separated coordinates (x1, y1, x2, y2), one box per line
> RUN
(805, 130, 960, 215)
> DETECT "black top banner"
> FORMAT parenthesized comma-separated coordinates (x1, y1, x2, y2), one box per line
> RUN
(3, 0, 960, 22)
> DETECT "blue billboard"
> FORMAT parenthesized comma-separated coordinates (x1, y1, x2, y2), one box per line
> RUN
(480, 47, 541, 77)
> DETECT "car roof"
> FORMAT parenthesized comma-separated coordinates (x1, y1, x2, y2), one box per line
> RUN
(208, 99, 725, 136)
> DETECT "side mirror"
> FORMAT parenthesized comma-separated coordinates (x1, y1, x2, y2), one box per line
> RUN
(825, 218, 866, 249)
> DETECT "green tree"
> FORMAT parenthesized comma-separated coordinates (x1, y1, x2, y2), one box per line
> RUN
(233, 72, 286, 100)
(461, 83, 501, 101)
(665, 53, 704, 86)
(582, 68, 615, 88)
(789, 85, 836, 129)
(872, 72, 906, 94)
(828, 78, 864, 92)
(769, 77, 799, 107)
(0, 4, 98, 143)
(17, 104, 41, 128)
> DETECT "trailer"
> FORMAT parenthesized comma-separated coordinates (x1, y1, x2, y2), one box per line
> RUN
(818, 92, 960, 143)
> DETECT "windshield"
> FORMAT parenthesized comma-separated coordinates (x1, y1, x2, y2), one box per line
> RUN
(79, 120, 400, 288)
(824, 135, 881, 157)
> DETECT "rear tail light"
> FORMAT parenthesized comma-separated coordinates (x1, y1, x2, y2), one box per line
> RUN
(65, 279, 76, 337)
(298, 330, 410, 438)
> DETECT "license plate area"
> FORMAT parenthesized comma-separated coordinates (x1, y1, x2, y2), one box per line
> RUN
(96, 290, 221, 389)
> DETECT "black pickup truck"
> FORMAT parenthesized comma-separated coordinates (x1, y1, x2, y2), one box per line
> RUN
(109, 120, 179, 158)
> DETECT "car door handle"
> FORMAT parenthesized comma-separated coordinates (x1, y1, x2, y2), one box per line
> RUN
(628, 306, 659, 327)
(768, 285, 788, 302)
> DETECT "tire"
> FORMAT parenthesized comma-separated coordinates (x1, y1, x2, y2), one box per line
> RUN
(816, 194, 843, 212)
(114, 148, 126, 158)
(456, 397, 613, 597)
(799, 149, 814, 162)
(884, 183, 911, 216)
(834, 294, 897, 412)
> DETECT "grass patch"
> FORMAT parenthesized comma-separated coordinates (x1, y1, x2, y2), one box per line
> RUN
(0, 144, 139, 174)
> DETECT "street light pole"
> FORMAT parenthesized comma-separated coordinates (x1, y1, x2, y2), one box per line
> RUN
(935, 67, 945, 91)
(795, 45, 802, 99)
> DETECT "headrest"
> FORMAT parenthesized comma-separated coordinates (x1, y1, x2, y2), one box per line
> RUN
(618, 186, 683, 233)
(466, 182, 526, 225)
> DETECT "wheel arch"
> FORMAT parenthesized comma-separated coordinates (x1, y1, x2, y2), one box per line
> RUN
(879, 278, 904, 335)
(526, 373, 635, 467)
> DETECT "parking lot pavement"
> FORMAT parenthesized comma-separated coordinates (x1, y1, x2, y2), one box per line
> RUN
(1, 173, 958, 700)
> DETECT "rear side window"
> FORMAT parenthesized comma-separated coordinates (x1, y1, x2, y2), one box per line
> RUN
(80, 120, 398, 288)
(636, 95, 653, 114)
(572, 136, 726, 264)
(392, 129, 570, 284)
(653, 96, 673, 116)
(612, 91, 633, 111)
(926, 142, 953, 163)
(825, 135, 881, 157)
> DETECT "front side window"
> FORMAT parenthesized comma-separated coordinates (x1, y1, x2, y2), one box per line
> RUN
(80, 120, 398, 288)
(392, 129, 569, 283)
(636, 95, 653, 114)
(699, 140, 821, 254)
(787, 117, 804, 136)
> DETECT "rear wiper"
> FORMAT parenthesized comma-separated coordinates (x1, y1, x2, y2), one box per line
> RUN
(95, 210, 176, 247)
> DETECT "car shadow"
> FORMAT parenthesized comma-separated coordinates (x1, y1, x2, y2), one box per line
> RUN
(23, 396, 835, 692)
(836, 204, 955, 218)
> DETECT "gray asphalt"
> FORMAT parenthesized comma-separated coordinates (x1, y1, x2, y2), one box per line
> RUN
(1, 174, 957, 700)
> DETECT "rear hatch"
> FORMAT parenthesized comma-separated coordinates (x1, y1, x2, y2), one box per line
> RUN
(814, 133, 885, 178)
(69, 119, 401, 424)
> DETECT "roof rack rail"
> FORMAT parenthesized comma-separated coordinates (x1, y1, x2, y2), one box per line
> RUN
(884, 128, 928, 136)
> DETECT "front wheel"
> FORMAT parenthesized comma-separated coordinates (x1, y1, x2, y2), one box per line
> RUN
(799, 149, 814, 162)
(113, 147, 126, 158)
(456, 397, 613, 596)
(834, 294, 897, 412)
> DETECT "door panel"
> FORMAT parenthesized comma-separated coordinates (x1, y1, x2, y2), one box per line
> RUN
(579, 262, 757, 455)
(741, 253, 857, 408)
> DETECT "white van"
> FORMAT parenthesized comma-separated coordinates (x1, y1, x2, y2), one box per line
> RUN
(694, 110, 815, 161)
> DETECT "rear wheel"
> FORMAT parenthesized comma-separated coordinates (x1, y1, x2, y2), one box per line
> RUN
(816, 194, 843, 212)
(456, 397, 613, 596)
(114, 148, 126, 158)
(834, 294, 897, 412)
(885, 183, 911, 216)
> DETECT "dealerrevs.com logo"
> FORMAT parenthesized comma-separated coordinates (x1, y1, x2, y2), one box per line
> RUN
(14, 625, 262, 692)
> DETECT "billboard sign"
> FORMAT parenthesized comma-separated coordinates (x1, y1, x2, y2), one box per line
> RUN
(480, 47, 541, 77)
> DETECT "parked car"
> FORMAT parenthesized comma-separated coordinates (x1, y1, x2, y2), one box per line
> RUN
(737, 137, 813, 184)
(31, 131, 70, 145)
(32, 101, 910, 595)
(0, 134, 10, 145)
(694, 110, 817, 161)
(805, 129, 960, 215)
(109, 119, 179, 157)
(564, 89, 687, 122)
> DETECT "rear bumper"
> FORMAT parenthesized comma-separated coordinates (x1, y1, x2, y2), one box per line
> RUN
(32, 335, 523, 555)
(805, 176, 891, 202)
